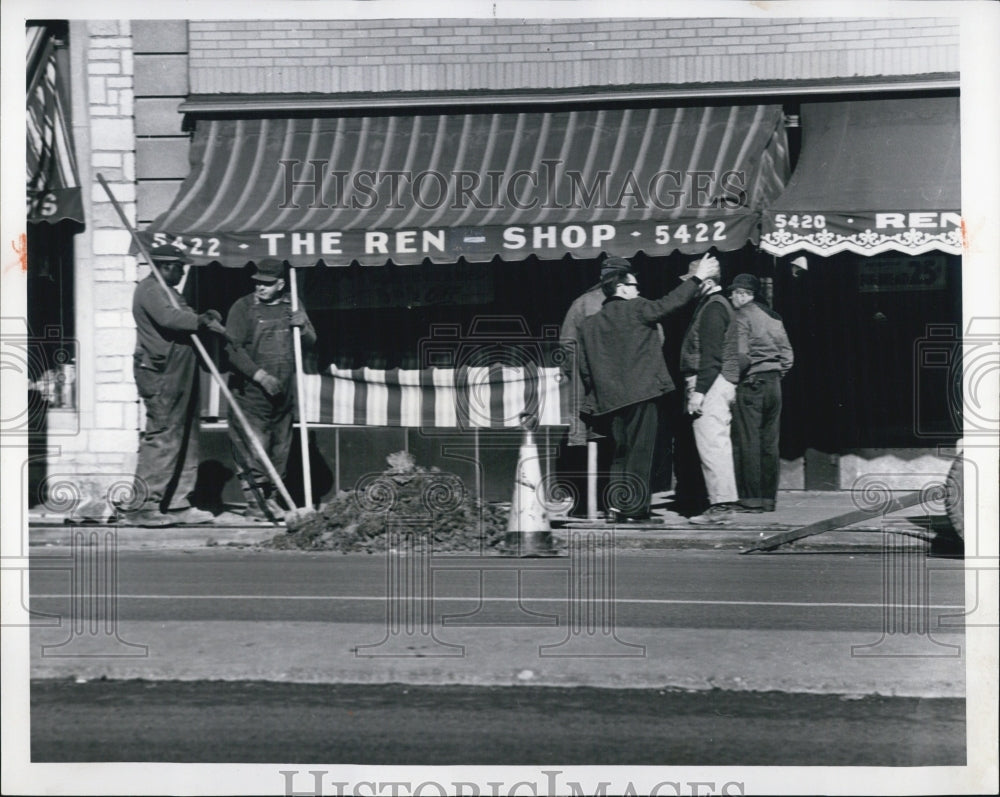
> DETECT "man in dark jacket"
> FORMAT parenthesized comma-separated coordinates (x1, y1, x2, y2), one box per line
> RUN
(559, 258, 632, 447)
(225, 258, 316, 518)
(128, 245, 226, 527)
(578, 254, 719, 521)
(728, 273, 794, 512)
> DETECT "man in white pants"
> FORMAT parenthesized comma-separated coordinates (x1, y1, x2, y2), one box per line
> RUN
(678, 257, 740, 525)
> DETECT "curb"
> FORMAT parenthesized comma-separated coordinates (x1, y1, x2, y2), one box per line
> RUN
(28, 524, 280, 550)
(26, 520, 938, 553)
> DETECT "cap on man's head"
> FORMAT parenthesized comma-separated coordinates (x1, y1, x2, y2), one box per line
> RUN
(600, 256, 632, 279)
(728, 273, 760, 294)
(251, 258, 285, 283)
(149, 244, 191, 265)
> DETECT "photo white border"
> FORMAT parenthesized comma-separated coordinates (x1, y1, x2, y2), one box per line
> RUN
(3, 1, 998, 795)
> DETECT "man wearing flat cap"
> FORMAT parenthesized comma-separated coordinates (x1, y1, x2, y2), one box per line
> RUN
(225, 259, 316, 519)
(578, 253, 720, 522)
(728, 273, 794, 513)
(127, 244, 226, 527)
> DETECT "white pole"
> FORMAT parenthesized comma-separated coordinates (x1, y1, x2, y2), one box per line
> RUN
(474, 427, 480, 502)
(290, 267, 313, 508)
(587, 440, 598, 520)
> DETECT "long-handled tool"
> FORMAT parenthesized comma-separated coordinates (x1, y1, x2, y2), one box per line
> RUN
(230, 442, 282, 525)
(98, 174, 315, 531)
(289, 266, 313, 509)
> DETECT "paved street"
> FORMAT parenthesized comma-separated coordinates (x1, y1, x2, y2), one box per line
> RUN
(26, 548, 965, 692)
(23, 546, 968, 766)
(27, 547, 964, 631)
(31, 680, 963, 765)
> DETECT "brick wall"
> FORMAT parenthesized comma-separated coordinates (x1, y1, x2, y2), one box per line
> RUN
(57, 20, 140, 516)
(188, 17, 959, 94)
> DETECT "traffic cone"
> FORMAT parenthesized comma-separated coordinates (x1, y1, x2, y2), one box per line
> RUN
(504, 427, 558, 557)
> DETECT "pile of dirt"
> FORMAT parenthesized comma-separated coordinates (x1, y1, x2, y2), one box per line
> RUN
(269, 451, 510, 553)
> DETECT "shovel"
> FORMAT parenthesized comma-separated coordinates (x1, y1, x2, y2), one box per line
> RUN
(98, 174, 316, 532)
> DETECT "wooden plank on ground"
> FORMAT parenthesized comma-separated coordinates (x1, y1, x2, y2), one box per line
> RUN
(741, 491, 926, 553)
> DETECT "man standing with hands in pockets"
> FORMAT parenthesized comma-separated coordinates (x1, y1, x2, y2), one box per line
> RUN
(728, 273, 794, 513)
(225, 259, 316, 519)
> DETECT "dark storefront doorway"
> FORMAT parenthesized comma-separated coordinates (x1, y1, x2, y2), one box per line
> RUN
(775, 252, 962, 489)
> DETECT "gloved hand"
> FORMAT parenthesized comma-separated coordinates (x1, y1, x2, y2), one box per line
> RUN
(197, 310, 225, 335)
(686, 391, 705, 416)
(290, 309, 309, 328)
(253, 369, 282, 397)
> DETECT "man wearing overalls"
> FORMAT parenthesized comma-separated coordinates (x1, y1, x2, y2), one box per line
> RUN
(128, 244, 226, 527)
(224, 259, 316, 518)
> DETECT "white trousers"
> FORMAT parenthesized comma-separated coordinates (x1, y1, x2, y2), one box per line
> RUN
(687, 374, 738, 505)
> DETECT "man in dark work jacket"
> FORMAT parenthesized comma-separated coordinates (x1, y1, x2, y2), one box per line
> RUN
(578, 255, 720, 521)
(128, 245, 226, 527)
(225, 258, 316, 518)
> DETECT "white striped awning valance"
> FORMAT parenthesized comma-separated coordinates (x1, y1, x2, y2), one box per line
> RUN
(201, 365, 571, 428)
(141, 104, 789, 266)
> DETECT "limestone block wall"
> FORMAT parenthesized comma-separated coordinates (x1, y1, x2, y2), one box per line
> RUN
(56, 20, 140, 517)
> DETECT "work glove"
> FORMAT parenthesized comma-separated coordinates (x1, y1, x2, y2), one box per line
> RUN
(686, 391, 705, 416)
(290, 309, 309, 328)
(253, 369, 282, 397)
(197, 310, 225, 335)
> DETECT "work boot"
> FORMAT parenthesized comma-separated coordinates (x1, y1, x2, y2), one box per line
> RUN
(167, 507, 214, 525)
(122, 508, 176, 528)
(606, 508, 653, 524)
(243, 505, 270, 521)
(689, 503, 733, 525)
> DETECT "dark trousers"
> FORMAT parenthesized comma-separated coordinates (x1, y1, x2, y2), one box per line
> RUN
(673, 409, 708, 512)
(133, 350, 200, 512)
(607, 398, 660, 518)
(732, 371, 782, 509)
(229, 382, 294, 506)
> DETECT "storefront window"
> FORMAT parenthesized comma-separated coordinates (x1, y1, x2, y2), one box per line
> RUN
(27, 219, 77, 413)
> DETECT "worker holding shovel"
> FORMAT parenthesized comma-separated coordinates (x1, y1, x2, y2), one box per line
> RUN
(224, 259, 316, 520)
(126, 244, 227, 527)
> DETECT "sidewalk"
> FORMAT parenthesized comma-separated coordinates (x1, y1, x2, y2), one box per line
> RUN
(551, 489, 954, 552)
(26, 490, 955, 553)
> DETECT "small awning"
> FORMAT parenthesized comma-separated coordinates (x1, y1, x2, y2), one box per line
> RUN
(26, 23, 83, 225)
(760, 97, 961, 257)
(141, 104, 789, 266)
(201, 365, 570, 428)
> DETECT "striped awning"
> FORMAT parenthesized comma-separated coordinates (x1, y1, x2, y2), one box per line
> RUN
(202, 366, 570, 428)
(761, 98, 961, 257)
(26, 23, 83, 225)
(142, 104, 789, 266)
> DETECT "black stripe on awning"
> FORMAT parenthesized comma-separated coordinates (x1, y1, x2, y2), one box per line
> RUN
(26, 23, 83, 225)
(761, 97, 961, 257)
(142, 104, 789, 266)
